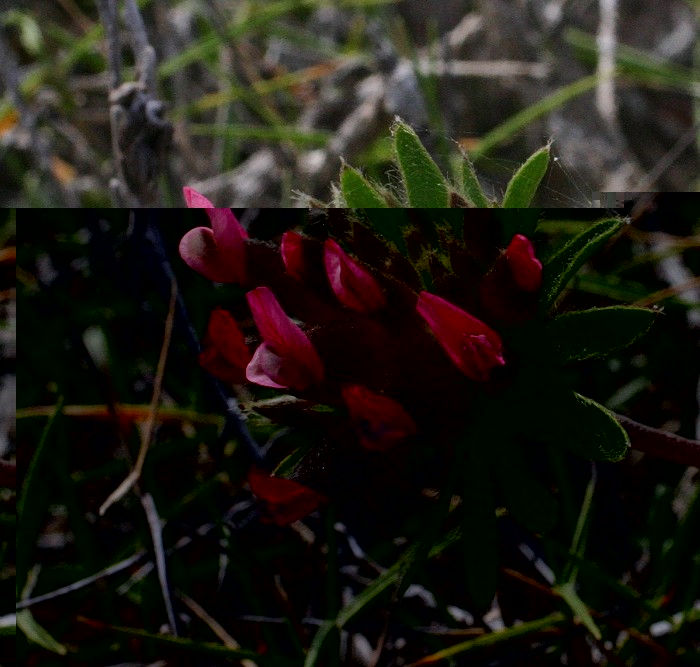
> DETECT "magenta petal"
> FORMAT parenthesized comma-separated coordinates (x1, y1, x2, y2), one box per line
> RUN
(183, 186, 215, 208)
(207, 207, 249, 242)
(505, 234, 542, 292)
(416, 291, 505, 382)
(178, 227, 244, 283)
(324, 239, 386, 313)
(342, 384, 417, 451)
(281, 231, 306, 281)
(245, 287, 324, 390)
(246, 342, 289, 389)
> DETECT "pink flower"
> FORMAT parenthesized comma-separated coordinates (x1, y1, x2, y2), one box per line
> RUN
(198, 307, 252, 384)
(248, 467, 326, 525)
(324, 239, 386, 313)
(179, 186, 248, 283)
(281, 231, 306, 281)
(416, 292, 506, 382)
(245, 287, 324, 390)
(504, 234, 542, 292)
(342, 384, 417, 451)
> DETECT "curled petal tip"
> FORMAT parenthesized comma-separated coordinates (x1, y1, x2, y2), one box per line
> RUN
(248, 468, 326, 525)
(505, 234, 542, 292)
(281, 231, 306, 281)
(245, 287, 324, 390)
(342, 384, 417, 451)
(183, 186, 215, 208)
(324, 239, 386, 313)
(416, 291, 505, 382)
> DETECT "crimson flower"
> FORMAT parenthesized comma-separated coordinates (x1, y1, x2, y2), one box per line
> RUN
(198, 307, 252, 384)
(281, 231, 306, 282)
(324, 239, 386, 313)
(245, 286, 324, 390)
(247, 467, 326, 525)
(505, 234, 542, 292)
(416, 292, 506, 382)
(179, 186, 248, 283)
(342, 384, 417, 451)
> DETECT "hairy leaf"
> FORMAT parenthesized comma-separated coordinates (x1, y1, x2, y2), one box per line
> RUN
(541, 306, 658, 363)
(393, 120, 450, 208)
(540, 217, 625, 313)
(502, 145, 550, 208)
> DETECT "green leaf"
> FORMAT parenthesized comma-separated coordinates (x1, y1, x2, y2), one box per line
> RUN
(17, 610, 67, 655)
(555, 582, 602, 640)
(521, 391, 630, 462)
(304, 527, 462, 665)
(340, 165, 388, 208)
(392, 120, 450, 208)
(501, 145, 550, 208)
(462, 444, 498, 610)
(396, 463, 459, 599)
(541, 306, 658, 364)
(411, 612, 567, 663)
(539, 217, 625, 314)
(492, 440, 557, 534)
(461, 153, 491, 207)
(76, 619, 287, 664)
(304, 620, 335, 667)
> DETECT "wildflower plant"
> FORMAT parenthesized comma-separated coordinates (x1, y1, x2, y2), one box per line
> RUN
(322, 118, 552, 209)
(179, 182, 660, 624)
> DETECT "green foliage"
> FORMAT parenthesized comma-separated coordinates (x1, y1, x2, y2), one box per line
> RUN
(540, 217, 626, 313)
(461, 153, 491, 207)
(521, 391, 631, 461)
(339, 164, 389, 208)
(326, 117, 552, 208)
(501, 144, 551, 208)
(392, 120, 451, 208)
(461, 444, 498, 610)
(540, 306, 658, 363)
(492, 439, 558, 534)
(16, 610, 67, 655)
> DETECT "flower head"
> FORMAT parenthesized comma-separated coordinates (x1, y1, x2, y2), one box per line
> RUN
(198, 307, 252, 384)
(504, 234, 542, 292)
(324, 239, 386, 313)
(416, 292, 505, 382)
(248, 467, 326, 525)
(179, 186, 248, 283)
(245, 287, 324, 390)
(342, 384, 417, 451)
(281, 231, 307, 282)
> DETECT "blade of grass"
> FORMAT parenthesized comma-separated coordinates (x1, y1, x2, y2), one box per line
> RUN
(158, 0, 398, 79)
(189, 124, 332, 147)
(16, 404, 224, 427)
(407, 611, 567, 665)
(17, 396, 64, 593)
(99, 279, 176, 516)
(553, 465, 602, 640)
(468, 75, 599, 159)
(304, 527, 462, 665)
(76, 616, 294, 665)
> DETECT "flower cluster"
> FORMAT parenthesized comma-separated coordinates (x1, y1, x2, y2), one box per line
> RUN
(179, 190, 543, 524)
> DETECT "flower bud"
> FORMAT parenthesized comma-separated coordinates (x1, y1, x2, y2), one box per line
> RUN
(324, 239, 386, 313)
(179, 186, 248, 283)
(342, 384, 417, 451)
(245, 287, 324, 390)
(198, 307, 251, 384)
(248, 468, 326, 526)
(416, 292, 506, 382)
(505, 234, 542, 292)
(281, 231, 306, 282)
